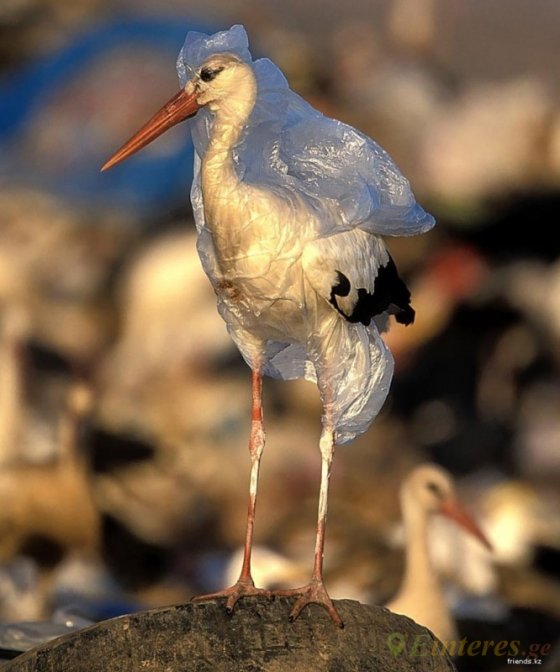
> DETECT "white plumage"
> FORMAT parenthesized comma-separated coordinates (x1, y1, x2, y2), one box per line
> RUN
(182, 26, 434, 443)
(103, 24, 434, 626)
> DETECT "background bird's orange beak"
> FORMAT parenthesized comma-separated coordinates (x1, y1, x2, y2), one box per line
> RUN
(439, 499, 493, 551)
(101, 87, 200, 172)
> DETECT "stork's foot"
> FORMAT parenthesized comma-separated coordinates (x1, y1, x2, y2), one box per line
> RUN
(273, 579, 343, 628)
(191, 577, 272, 614)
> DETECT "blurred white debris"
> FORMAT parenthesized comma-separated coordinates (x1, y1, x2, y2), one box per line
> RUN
(0, 558, 44, 622)
(481, 480, 560, 565)
(224, 546, 308, 590)
(109, 230, 232, 386)
(421, 79, 553, 202)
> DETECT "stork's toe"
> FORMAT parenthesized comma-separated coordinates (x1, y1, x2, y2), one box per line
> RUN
(274, 579, 343, 628)
(191, 577, 272, 614)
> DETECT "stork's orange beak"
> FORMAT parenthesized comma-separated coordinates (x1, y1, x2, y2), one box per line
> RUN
(101, 87, 200, 172)
(439, 499, 493, 551)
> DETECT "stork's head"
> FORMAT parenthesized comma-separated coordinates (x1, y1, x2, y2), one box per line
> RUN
(101, 52, 255, 172)
(191, 53, 254, 109)
(401, 464, 492, 550)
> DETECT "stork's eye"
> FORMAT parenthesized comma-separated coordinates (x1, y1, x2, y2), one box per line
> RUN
(200, 66, 224, 83)
(426, 482, 443, 497)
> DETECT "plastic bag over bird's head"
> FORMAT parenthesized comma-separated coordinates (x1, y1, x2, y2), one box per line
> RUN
(178, 24, 435, 238)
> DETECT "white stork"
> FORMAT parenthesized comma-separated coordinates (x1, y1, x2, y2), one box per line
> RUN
(102, 25, 435, 626)
(386, 464, 492, 642)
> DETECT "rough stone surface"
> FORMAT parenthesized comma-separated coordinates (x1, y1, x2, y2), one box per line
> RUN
(4, 597, 457, 671)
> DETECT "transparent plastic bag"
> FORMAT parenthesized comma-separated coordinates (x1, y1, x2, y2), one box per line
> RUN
(176, 25, 434, 443)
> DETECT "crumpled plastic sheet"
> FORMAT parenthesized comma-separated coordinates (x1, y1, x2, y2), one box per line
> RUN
(175, 25, 435, 444)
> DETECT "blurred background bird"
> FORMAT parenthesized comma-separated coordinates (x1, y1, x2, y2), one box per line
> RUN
(385, 464, 491, 643)
(0, 0, 560, 666)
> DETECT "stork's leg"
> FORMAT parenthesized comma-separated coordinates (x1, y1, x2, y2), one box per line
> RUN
(274, 418, 343, 627)
(192, 367, 270, 611)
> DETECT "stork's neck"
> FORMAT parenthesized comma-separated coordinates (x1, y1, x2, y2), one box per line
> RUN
(202, 75, 257, 196)
(398, 500, 441, 599)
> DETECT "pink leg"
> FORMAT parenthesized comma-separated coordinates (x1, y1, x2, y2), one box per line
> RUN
(192, 367, 270, 612)
(274, 413, 343, 627)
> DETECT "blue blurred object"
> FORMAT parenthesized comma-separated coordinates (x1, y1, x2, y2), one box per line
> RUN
(0, 17, 213, 215)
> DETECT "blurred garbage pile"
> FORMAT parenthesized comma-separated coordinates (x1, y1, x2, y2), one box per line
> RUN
(0, 0, 559, 668)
